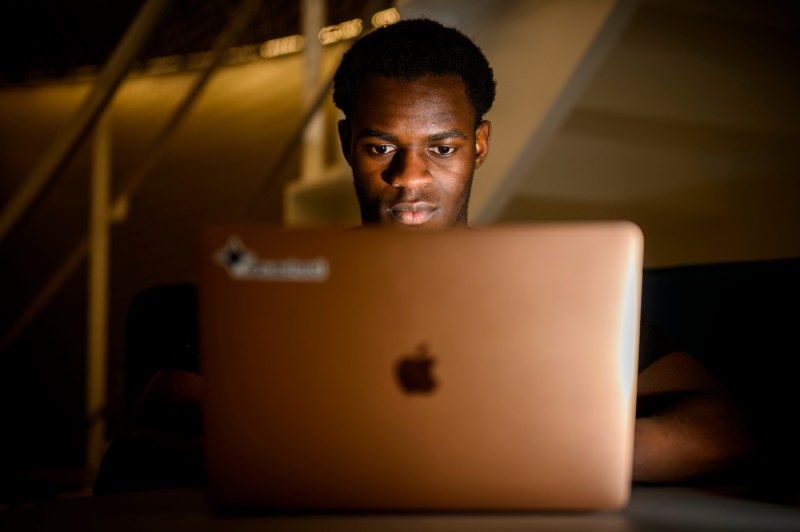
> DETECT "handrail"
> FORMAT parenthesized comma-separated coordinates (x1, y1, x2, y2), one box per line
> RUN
(1, 0, 395, 352)
(0, 0, 170, 243)
(112, 0, 264, 214)
(0, 0, 263, 354)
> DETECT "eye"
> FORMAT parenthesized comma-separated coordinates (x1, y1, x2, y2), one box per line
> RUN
(429, 146, 455, 156)
(366, 144, 396, 156)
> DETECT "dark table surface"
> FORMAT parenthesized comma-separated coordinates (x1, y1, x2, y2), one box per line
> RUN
(2, 484, 800, 531)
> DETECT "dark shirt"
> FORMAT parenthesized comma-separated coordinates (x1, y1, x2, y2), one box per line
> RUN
(638, 314, 679, 373)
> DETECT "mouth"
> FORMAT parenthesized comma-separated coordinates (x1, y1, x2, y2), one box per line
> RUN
(389, 202, 437, 225)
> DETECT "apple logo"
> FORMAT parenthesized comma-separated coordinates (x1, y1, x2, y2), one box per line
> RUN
(395, 343, 437, 394)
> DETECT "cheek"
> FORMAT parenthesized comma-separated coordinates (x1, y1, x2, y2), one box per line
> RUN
(354, 161, 383, 187)
(436, 161, 472, 192)
(352, 160, 387, 195)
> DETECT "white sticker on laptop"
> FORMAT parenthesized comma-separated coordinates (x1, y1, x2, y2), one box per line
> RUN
(214, 236, 329, 282)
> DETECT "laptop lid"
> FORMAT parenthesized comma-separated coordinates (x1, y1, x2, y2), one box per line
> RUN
(198, 221, 643, 511)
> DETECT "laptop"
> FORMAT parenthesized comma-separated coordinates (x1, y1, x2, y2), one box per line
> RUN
(197, 221, 643, 511)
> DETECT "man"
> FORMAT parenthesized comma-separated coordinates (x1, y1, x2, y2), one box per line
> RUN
(95, 17, 752, 494)
(331, 18, 752, 484)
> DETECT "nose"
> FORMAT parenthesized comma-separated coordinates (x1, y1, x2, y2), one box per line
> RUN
(385, 150, 432, 190)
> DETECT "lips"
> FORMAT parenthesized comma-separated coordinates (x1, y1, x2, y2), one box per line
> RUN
(389, 201, 437, 225)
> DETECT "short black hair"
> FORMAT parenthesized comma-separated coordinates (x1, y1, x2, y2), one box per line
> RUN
(333, 18, 496, 125)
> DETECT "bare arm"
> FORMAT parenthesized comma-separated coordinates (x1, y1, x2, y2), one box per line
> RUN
(633, 351, 754, 484)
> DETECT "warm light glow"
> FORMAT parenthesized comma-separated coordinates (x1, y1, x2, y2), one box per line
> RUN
(371, 7, 400, 28)
(19, 6, 406, 82)
(80, 10, 394, 79)
(318, 18, 363, 45)
(260, 34, 306, 58)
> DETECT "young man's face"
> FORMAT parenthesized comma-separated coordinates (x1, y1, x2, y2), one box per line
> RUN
(339, 75, 491, 229)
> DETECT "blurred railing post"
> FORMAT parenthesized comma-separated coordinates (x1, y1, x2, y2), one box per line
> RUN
(87, 111, 112, 473)
(300, 0, 326, 185)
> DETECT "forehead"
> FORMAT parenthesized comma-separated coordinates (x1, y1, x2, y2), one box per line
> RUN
(350, 75, 475, 131)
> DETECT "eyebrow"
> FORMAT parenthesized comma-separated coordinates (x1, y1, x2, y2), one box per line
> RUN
(356, 128, 469, 143)
(429, 129, 468, 142)
(356, 129, 397, 142)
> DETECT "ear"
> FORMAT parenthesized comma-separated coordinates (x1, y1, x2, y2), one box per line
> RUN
(474, 120, 491, 169)
(337, 119, 352, 166)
